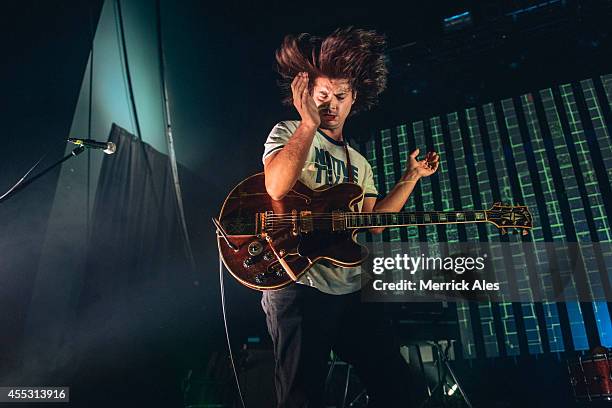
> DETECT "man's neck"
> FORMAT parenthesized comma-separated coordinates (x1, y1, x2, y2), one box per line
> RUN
(319, 126, 344, 143)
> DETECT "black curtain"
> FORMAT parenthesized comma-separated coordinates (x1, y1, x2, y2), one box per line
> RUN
(73, 123, 190, 406)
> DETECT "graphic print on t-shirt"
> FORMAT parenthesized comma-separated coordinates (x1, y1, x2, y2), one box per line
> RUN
(314, 146, 359, 185)
(261, 120, 379, 295)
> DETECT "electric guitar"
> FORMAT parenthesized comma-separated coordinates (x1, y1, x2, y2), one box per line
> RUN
(214, 173, 533, 291)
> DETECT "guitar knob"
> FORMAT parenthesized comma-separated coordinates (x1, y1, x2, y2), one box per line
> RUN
(268, 263, 284, 276)
(243, 257, 256, 268)
(254, 273, 266, 284)
(263, 251, 274, 261)
(248, 241, 264, 256)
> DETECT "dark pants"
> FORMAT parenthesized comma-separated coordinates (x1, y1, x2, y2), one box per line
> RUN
(261, 283, 417, 408)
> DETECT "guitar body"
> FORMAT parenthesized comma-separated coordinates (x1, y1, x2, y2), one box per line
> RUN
(217, 173, 368, 291)
(216, 173, 533, 291)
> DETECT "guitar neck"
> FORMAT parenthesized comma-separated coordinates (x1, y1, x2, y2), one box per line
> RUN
(345, 210, 488, 229)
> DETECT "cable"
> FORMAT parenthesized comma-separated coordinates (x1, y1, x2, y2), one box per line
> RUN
(115, 0, 142, 140)
(0, 153, 47, 203)
(0, 147, 85, 204)
(86, 0, 95, 246)
(113, 0, 135, 134)
(114, 0, 161, 210)
(155, 0, 197, 272)
(218, 249, 247, 408)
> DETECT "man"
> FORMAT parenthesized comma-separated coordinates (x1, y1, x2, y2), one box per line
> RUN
(261, 27, 439, 407)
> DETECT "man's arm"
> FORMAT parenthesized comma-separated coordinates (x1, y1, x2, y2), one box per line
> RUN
(361, 170, 419, 235)
(362, 148, 440, 234)
(264, 72, 321, 200)
(264, 122, 317, 200)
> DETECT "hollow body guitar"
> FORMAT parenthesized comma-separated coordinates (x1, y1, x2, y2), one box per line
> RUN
(215, 173, 532, 291)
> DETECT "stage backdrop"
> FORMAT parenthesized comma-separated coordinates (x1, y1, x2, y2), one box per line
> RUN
(70, 123, 190, 405)
(361, 73, 612, 358)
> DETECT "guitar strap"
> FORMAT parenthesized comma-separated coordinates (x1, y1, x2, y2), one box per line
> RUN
(343, 140, 360, 213)
(343, 140, 354, 183)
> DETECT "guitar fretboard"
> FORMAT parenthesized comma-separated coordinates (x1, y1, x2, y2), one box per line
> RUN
(345, 210, 488, 229)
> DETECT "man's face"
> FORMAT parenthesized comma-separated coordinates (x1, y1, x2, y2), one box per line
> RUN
(311, 76, 354, 130)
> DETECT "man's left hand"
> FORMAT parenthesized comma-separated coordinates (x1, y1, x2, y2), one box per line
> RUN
(404, 148, 439, 180)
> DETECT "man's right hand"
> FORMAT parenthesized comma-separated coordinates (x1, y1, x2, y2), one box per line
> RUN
(291, 72, 320, 129)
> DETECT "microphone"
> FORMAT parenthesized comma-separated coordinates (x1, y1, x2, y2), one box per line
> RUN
(67, 138, 116, 155)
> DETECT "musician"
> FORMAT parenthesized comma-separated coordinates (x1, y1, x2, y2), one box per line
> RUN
(261, 27, 439, 407)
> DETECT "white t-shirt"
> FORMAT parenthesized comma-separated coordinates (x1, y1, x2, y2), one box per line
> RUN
(262, 120, 378, 295)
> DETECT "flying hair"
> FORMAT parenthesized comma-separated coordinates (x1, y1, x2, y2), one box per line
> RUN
(275, 27, 388, 115)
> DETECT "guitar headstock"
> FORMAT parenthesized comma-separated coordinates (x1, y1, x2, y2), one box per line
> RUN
(486, 202, 533, 235)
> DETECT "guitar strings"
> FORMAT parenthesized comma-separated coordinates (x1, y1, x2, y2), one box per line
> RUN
(264, 213, 483, 219)
(264, 210, 481, 216)
(264, 210, 488, 217)
(263, 213, 484, 220)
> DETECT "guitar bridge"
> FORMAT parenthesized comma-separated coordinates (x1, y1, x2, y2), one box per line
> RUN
(258, 210, 274, 235)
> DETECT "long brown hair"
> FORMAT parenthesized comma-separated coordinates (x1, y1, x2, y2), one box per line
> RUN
(275, 27, 388, 115)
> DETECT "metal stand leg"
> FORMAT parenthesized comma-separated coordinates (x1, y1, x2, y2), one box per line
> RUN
(348, 389, 368, 407)
(419, 341, 473, 408)
(327, 359, 369, 408)
(341, 365, 351, 408)
(443, 358, 473, 408)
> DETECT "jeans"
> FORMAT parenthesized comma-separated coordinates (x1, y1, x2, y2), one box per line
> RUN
(261, 283, 417, 407)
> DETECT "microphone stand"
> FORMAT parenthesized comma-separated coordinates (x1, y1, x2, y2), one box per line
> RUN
(0, 146, 86, 204)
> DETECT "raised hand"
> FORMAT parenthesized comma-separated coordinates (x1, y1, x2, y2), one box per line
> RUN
(404, 148, 440, 180)
(291, 72, 320, 129)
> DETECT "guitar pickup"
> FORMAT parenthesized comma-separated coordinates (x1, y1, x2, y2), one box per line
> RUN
(332, 210, 346, 231)
(300, 211, 313, 233)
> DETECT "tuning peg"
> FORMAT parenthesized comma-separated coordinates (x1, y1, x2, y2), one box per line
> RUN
(500, 228, 507, 235)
